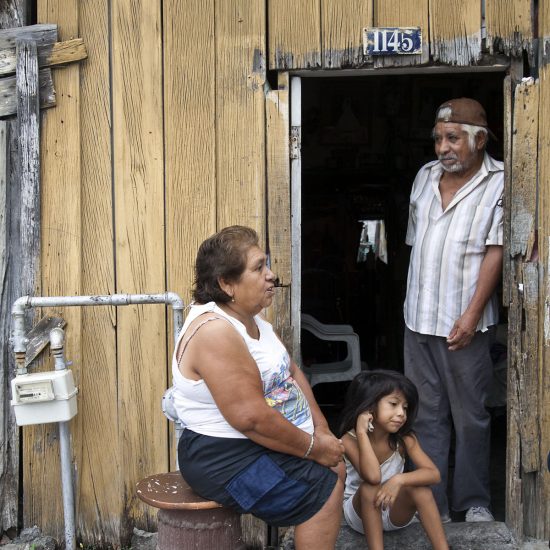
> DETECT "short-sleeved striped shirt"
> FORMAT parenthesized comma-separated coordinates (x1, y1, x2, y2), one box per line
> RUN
(404, 153, 504, 337)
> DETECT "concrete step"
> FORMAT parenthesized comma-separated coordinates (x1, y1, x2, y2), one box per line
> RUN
(281, 521, 524, 550)
(335, 521, 516, 549)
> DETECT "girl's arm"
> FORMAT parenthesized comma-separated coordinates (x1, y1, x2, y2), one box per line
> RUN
(399, 434, 441, 486)
(342, 413, 381, 485)
(374, 434, 440, 509)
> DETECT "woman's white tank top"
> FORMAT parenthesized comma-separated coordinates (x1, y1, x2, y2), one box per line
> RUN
(171, 302, 314, 438)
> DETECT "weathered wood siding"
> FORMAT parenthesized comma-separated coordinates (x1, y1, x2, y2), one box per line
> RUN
(538, 1, 550, 539)
(506, 69, 550, 539)
(486, 0, 533, 57)
(0, 0, 27, 533)
(268, 0, 541, 69)
(25, 0, 81, 536)
(32, 0, 268, 544)
(18, 0, 547, 545)
(78, 0, 119, 543)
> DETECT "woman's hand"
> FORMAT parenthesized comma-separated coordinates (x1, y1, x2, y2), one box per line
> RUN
(356, 411, 374, 435)
(310, 431, 345, 467)
(375, 474, 404, 509)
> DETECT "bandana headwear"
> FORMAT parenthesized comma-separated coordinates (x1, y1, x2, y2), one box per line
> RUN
(435, 97, 496, 140)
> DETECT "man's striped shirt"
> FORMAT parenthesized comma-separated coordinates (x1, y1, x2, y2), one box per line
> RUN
(404, 153, 504, 337)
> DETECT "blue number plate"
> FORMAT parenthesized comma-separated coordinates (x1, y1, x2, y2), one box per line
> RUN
(363, 27, 422, 56)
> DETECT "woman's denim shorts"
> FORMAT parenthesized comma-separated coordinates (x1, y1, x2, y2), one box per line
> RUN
(178, 429, 338, 527)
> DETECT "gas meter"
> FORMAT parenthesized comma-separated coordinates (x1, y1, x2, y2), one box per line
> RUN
(11, 369, 78, 426)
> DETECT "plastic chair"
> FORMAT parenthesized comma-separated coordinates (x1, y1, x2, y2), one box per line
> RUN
(300, 314, 363, 388)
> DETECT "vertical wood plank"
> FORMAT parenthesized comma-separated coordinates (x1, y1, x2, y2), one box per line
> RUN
(0, 0, 26, 28)
(510, 80, 539, 476)
(0, 2, 27, 533)
(112, 0, 167, 536)
(374, 0, 429, 67)
(519, 262, 539, 473)
(266, 72, 292, 349)
(506, 262, 523, 540)
(164, 0, 215, 310)
(502, 76, 512, 309)
(216, 6, 268, 543)
(78, 0, 120, 543)
(536, 43, 550, 539)
(510, 80, 538, 260)
(0, 120, 18, 534)
(320, 0, 373, 69)
(429, 0, 481, 65)
(502, 76, 522, 540)
(16, 39, 40, 311)
(163, 0, 216, 468)
(216, 0, 266, 236)
(268, 0, 321, 70)
(485, 0, 532, 57)
(30, 0, 80, 540)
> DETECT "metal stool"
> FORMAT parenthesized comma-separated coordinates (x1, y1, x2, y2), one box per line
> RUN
(136, 471, 244, 550)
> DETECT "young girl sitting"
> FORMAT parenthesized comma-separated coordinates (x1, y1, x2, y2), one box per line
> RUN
(339, 370, 449, 550)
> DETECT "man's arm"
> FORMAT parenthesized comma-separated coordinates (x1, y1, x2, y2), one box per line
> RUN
(446, 245, 503, 351)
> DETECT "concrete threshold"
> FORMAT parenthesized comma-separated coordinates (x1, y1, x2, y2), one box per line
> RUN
(282, 521, 548, 550)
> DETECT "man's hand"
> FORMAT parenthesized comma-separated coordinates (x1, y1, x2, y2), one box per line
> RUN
(446, 311, 479, 351)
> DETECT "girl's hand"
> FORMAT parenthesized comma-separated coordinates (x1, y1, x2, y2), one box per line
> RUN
(356, 411, 374, 434)
(375, 474, 404, 509)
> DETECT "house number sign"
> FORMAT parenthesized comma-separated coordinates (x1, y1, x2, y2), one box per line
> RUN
(363, 27, 422, 55)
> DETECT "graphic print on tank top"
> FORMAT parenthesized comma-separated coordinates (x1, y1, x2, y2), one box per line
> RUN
(263, 355, 311, 426)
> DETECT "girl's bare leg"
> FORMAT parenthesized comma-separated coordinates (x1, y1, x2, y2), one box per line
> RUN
(294, 476, 344, 550)
(390, 486, 449, 550)
(356, 482, 384, 550)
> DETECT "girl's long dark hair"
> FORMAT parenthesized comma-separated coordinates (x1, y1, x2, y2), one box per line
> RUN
(338, 370, 419, 452)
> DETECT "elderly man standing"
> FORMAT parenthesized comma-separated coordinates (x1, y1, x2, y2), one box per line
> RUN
(404, 98, 503, 523)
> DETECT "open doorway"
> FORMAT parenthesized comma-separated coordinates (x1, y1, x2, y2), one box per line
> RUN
(298, 71, 507, 520)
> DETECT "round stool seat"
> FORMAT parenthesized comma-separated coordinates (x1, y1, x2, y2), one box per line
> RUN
(136, 471, 222, 511)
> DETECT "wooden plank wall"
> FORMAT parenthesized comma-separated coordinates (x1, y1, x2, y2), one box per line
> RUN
(507, 71, 550, 541)
(111, 0, 167, 537)
(268, 0, 487, 69)
(268, 0, 321, 69)
(536, 0, 550, 539)
(486, 0, 533, 57)
(23, 0, 548, 544)
(78, 0, 119, 543)
(266, 72, 291, 345)
(33, 0, 268, 545)
(374, 0, 428, 67)
(26, 0, 81, 537)
(0, 0, 27, 533)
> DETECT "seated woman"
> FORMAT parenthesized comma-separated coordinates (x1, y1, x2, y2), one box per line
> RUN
(173, 225, 345, 550)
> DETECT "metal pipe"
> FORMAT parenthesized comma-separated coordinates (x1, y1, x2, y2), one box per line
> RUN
(11, 292, 185, 549)
(48, 327, 75, 550)
(12, 292, 185, 350)
(50, 327, 66, 371)
(58, 421, 75, 550)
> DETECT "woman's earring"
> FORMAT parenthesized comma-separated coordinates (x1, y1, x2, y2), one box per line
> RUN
(231, 295, 235, 303)
(368, 419, 374, 432)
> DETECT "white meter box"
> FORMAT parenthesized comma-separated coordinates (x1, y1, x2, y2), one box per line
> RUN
(11, 370, 78, 426)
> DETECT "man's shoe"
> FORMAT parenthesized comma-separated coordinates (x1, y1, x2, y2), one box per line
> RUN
(465, 506, 494, 522)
